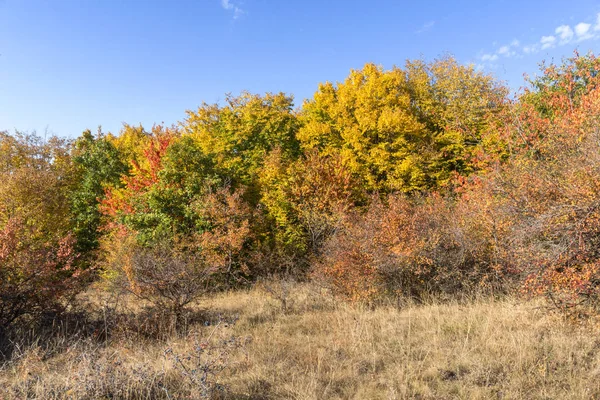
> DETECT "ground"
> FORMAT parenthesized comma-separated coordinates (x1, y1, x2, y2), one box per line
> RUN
(2, 283, 600, 399)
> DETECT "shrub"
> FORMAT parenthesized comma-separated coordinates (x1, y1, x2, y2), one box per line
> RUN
(113, 237, 222, 319)
(0, 132, 86, 336)
(259, 148, 358, 266)
(101, 182, 254, 320)
(494, 54, 600, 314)
(315, 191, 512, 302)
(0, 218, 82, 334)
(70, 129, 129, 255)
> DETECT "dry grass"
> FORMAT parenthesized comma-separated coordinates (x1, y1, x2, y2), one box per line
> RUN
(2, 283, 600, 399)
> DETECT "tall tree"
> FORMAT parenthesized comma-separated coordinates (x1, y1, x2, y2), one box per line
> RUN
(184, 92, 301, 200)
(298, 57, 508, 193)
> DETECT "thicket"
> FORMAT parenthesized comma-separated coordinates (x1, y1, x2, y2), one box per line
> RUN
(2, 54, 600, 340)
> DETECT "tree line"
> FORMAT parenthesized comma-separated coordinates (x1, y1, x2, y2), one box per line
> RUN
(3, 54, 600, 332)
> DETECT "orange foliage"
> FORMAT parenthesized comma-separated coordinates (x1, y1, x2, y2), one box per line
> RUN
(315, 190, 512, 302)
(100, 126, 175, 220)
(0, 218, 83, 328)
(195, 186, 253, 276)
(485, 53, 600, 313)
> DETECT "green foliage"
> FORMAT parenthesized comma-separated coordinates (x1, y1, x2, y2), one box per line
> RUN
(101, 127, 220, 245)
(70, 129, 129, 254)
(99, 130, 253, 315)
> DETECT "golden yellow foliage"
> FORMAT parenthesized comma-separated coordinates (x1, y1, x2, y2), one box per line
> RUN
(299, 57, 507, 192)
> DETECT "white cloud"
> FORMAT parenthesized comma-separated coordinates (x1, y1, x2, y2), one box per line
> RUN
(497, 44, 518, 57)
(478, 12, 600, 67)
(220, 0, 244, 19)
(540, 35, 556, 49)
(555, 25, 574, 43)
(497, 45, 510, 55)
(481, 53, 498, 62)
(575, 22, 593, 39)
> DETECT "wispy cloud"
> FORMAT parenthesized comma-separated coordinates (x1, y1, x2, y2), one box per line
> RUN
(540, 35, 556, 49)
(416, 20, 435, 34)
(575, 22, 593, 40)
(555, 25, 574, 43)
(221, 0, 244, 19)
(481, 53, 499, 62)
(479, 12, 600, 65)
(479, 38, 521, 63)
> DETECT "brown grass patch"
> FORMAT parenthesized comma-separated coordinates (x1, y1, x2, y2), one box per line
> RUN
(2, 283, 600, 399)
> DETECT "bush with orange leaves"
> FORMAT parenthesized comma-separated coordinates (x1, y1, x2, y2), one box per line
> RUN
(315, 189, 512, 303)
(490, 54, 600, 315)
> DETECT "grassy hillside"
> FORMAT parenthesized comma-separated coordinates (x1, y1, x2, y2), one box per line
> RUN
(2, 283, 600, 399)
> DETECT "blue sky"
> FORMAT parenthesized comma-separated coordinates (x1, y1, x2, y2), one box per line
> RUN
(2, 0, 600, 137)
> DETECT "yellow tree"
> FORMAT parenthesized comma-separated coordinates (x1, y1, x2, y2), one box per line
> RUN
(107, 123, 151, 169)
(183, 92, 300, 199)
(298, 57, 508, 193)
(259, 148, 358, 260)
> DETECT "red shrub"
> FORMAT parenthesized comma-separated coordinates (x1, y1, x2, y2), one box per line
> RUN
(0, 218, 82, 329)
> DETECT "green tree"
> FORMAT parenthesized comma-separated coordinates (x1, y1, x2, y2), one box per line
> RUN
(100, 129, 253, 318)
(101, 127, 219, 246)
(70, 129, 129, 255)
